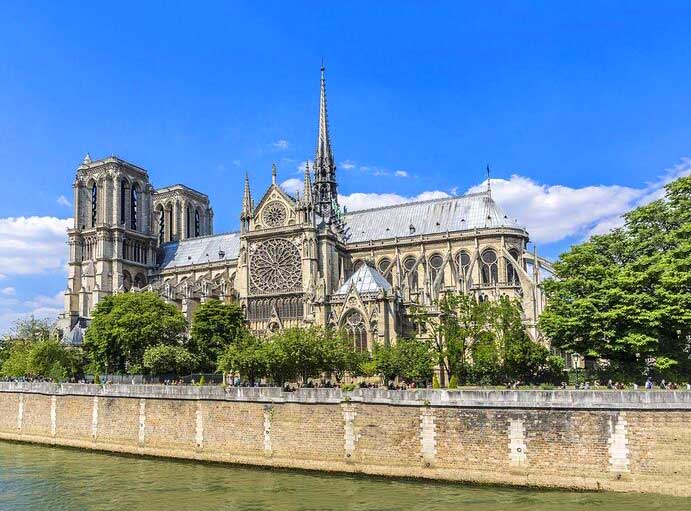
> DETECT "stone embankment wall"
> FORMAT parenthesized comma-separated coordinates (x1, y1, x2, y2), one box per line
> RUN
(1, 383, 690, 496)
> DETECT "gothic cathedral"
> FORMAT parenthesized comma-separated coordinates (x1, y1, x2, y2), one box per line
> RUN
(58, 68, 552, 348)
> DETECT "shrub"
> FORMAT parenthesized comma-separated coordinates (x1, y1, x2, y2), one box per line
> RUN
(198, 375, 206, 386)
(448, 375, 458, 389)
(432, 375, 440, 389)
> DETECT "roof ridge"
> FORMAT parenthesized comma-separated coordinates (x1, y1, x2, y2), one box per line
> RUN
(343, 191, 490, 216)
(160, 230, 241, 246)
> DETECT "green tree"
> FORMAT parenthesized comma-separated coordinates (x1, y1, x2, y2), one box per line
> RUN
(143, 344, 198, 375)
(190, 299, 246, 372)
(372, 342, 400, 385)
(540, 175, 691, 380)
(270, 326, 324, 384)
(84, 292, 187, 374)
(321, 329, 366, 382)
(217, 333, 268, 385)
(1, 340, 83, 380)
(396, 337, 435, 383)
(6, 316, 53, 342)
(413, 292, 492, 384)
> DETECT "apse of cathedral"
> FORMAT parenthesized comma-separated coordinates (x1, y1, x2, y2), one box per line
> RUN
(59, 67, 552, 347)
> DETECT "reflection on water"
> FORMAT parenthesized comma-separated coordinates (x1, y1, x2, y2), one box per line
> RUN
(0, 441, 688, 511)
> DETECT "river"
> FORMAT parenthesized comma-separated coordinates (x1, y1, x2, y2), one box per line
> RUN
(0, 441, 688, 511)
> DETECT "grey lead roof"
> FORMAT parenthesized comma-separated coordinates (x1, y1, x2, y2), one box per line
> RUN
(342, 191, 523, 243)
(334, 264, 392, 296)
(159, 232, 241, 269)
(158, 192, 523, 269)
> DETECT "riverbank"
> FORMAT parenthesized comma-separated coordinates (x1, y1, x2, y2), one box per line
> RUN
(1, 382, 690, 496)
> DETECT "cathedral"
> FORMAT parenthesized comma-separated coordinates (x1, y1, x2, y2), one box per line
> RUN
(58, 68, 552, 348)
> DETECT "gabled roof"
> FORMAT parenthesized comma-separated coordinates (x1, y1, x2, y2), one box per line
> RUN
(342, 191, 524, 243)
(158, 232, 241, 269)
(335, 264, 392, 296)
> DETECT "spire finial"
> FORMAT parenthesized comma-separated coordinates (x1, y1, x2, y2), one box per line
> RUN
(82, 153, 92, 165)
(486, 164, 492, 197)
(303, 160, 313, 205)
(271, 163, 277, 184)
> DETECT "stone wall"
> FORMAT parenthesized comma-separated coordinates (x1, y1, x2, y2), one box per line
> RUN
(1, 383, 690, 496)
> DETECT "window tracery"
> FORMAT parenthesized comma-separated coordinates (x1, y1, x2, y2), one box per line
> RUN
(481, 249, 498, 284)
(249, 238, 301, 294)
(262, 201, 287, 228)
(343, 310, 368, 352)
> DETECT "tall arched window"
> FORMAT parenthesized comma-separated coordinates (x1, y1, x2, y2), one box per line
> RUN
(429, 254, 445, 286)
(91, 183, 98, 227)
(353, 260, 364, 272)
(377, 257, 392, 285)
(481, 249, 498, 284)
(403, 256, 418, 291)
(130, 184, 139, 230)
(457, 251, 471, 282)
(506, 248, 520, 285)
(343, 310, 368, 352)
(120, 179, 128, 225)
(186, 206, 192, 238)
(157, 207, 165, 243)
(195, 209, 201, 237)
(122, 270, 132, 292)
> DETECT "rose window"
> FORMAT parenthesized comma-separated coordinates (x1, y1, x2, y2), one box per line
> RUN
(262, 201, 287, 228)
(250, 239, 301, 293)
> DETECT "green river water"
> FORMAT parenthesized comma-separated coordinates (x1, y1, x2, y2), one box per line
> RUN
(0, 441, 689, 511)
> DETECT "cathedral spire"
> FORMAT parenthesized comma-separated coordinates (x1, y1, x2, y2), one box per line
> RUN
(241, 172, 253, 215)
(303, 160, 313, 205)
(271, 163, 277, 185)
(313, 64, 338, 221)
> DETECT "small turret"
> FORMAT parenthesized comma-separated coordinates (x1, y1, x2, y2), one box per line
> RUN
(240, 172, 253, 232)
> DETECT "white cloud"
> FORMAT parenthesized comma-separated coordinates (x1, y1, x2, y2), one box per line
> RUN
(1, 287, 15, 296)
(394, 170, 408, 178)
(280, 178, 303, 196)
(272, 139, 290, 150)
(57, 195, 71, 208)
(339, 157, 691, 245)
(465, 158, 691, 244)
(296, 160, 313, 174)
(340, 160, 356, 170)
(339, 190, 450, 212)
(0, 291, 64, 336)
(0, 216, 71, 276)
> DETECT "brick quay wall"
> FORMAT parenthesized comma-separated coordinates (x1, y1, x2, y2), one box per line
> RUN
(1, 383, 690, 496)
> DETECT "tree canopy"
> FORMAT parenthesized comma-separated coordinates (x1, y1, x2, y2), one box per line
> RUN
(84, 292, 187, 374)
(540, 175, 691, 380)
(190, 299, 246, 372)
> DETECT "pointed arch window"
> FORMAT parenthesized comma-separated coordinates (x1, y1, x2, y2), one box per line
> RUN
(158, 207, 165, 243)
(120, 179, 128, 225)
(506, 248, 520, 285)
(481, 249, 498, 284)
(195, 209, 201, 237)
(429, 254, 445, 286)
(377, 257, 392, 285)
(457, 251, 471, 282)
(343, 310, 368, 353)
(130, 184, 138, 231)
(186, 206, 192, 238)
(91, 183, 98, 227)
(403, 256, 418, 291)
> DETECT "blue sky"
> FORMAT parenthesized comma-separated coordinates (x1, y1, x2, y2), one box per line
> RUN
(2, 1, 691, 333)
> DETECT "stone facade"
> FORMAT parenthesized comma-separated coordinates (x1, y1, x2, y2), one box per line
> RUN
(1, 383, 691, 496)
(57, 68, 553, 346)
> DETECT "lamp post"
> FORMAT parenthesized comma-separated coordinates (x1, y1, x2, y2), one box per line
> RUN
(572, 353, 581, 388)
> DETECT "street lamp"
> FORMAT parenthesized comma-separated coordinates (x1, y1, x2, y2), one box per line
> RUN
(572, 353, 581, 388)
